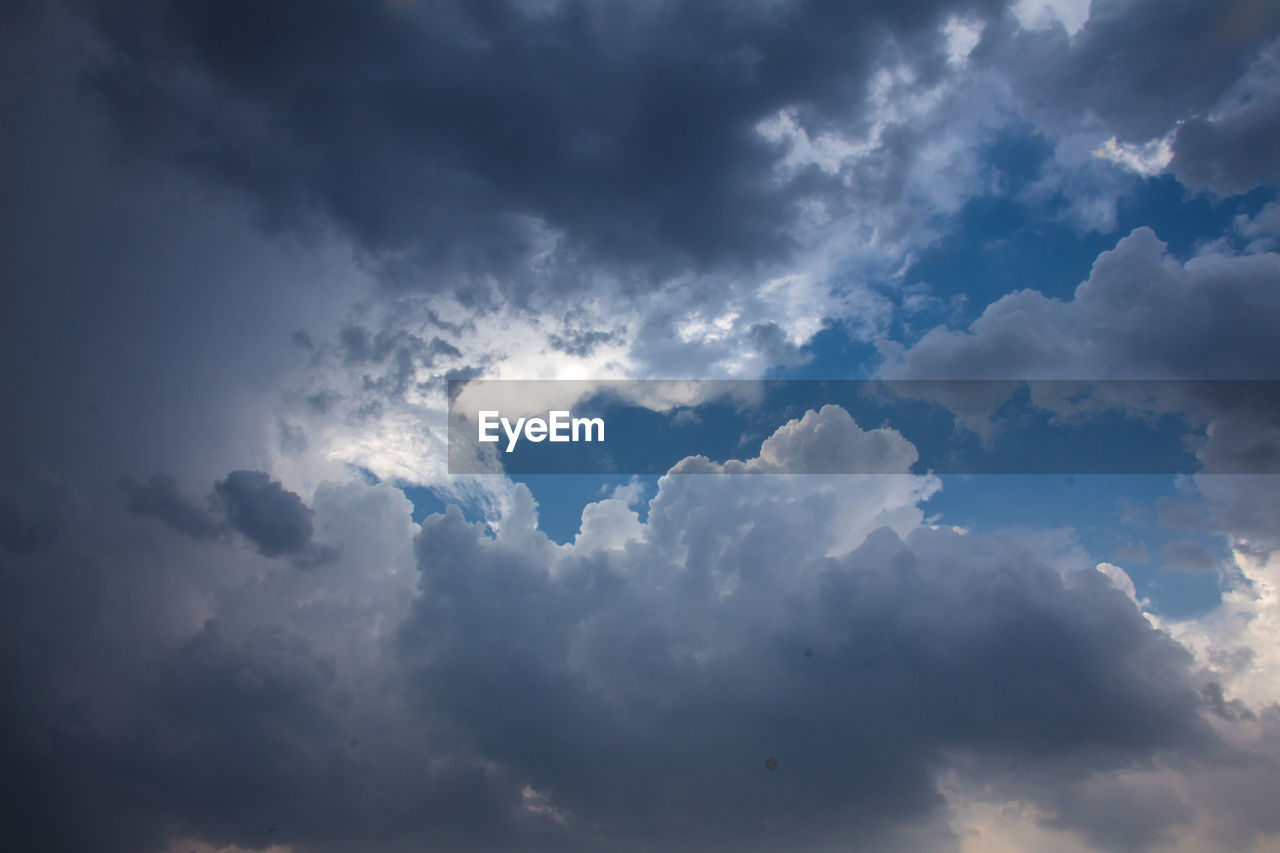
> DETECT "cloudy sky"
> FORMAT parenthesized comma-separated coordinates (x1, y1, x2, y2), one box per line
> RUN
(3, 0, 1280, 850)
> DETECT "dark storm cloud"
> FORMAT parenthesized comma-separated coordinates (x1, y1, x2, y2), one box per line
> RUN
(1044, 774, 1194, 852)
(77, 619, 519, 852)
(123, 470, 326, 560)
(214, 469, 315, 558)
(998, 0, 1280, 143)
(8, 621, 348, 853)
(70, 0, 1008, 296)
(1171, 91, 1280, 196)
(2, 613, 528, 853)
(0, 466, 80, 553)
(0, 0, 39, 30)
(121, 472, 227, 542)
(1201, 681, 1256, 723)
(396, 499, 1217, 849)
(0, 477, 587, 853)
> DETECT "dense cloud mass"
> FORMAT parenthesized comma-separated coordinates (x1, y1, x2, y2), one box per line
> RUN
(122, 473, 228, 543)
(0, 414, 1254, 853)
(3, 0, 1280, 851)
(69, 0, 1280, 306)
(214, 470, 317, 558)
(1170, 39, 1280, 195)
(1002, 0, 1280, 141)
(6, 0, 1278, 302)
(1172, 95, 1280, 195)
(0, 466, 81, 553)
(76, 0, 991, 293)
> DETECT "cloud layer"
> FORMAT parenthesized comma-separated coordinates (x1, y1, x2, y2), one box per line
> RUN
(3, 1, 1280, 851)
(3, 411, 1275, 852)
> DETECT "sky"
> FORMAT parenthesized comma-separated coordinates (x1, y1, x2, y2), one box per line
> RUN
(2, 0, 1280, 851)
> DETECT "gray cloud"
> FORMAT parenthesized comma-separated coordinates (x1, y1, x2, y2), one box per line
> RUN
(1160, 538, 1226, 575)
(3, 2, 1280, 851)
(1171, 91, 1280, 195)
(1044, 772, 1194, 852)
(997, 0, 1280, 142)
(879, 227, 1280, 553)
(123, 470, 327, 561)
(668, 403, 921, 474)
(121, 473, 226, 542)
(1195, 474, 1280, 556)
(65, 0, 1015, 300)
(397, 490, 1215, 850)
(0, 466, 80, 553)
(970, 1, 1280, 206)
(880, 227, 1280, 381)
(214, 470, 317, 558)
(1, 419, 1254, 852)
(1156, 496, 1212, 532)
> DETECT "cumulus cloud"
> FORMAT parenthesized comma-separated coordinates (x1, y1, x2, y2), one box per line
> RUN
(393, 416, 1235, 851)
(880, 226, 1280, 380)
(879, 227, 1280, 574)
(667, 403, 922, 476)
(397, 504, 1216, 850)
(879, 227, 1280, 556)
(7, 411, 1274, 852)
